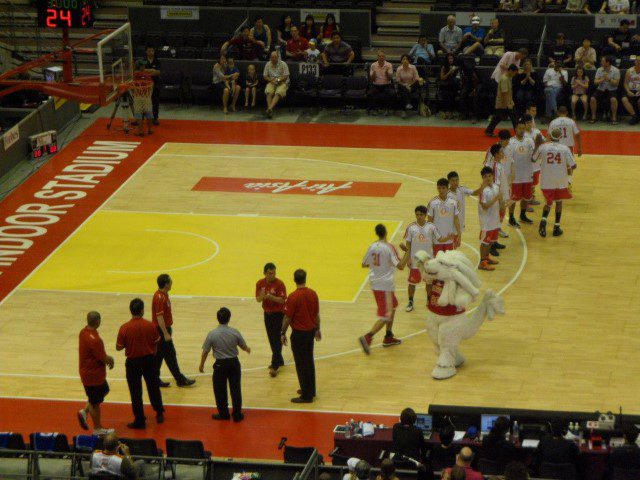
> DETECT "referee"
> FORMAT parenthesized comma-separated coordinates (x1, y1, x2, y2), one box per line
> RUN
(281, 269, 320, 404)
(199, 307, 251, 422)
(255, 262, 287, 378)
(116, 298, 165, 429)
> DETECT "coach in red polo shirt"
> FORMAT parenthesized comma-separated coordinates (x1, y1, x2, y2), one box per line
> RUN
(281, 269, 320, 403)
(153, 274, 195, 388)
(78, 311, 114, 435)
(116, 298, 164, 429)
(255, 262, 287, 377)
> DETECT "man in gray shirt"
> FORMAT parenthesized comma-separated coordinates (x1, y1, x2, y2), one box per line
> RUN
(199, 307, 251, 422)
(438, 15, 463, 55)
(590, 55, 621, 124)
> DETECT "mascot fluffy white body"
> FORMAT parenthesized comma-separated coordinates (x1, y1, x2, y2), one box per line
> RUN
(415, 249, 505, 380)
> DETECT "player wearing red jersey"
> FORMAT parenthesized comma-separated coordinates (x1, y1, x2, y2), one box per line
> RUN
(400, 205, 453, 312)
(428, 178, 461, 253)
(359, 224, 404, 354)
(534, 127, 577, 237)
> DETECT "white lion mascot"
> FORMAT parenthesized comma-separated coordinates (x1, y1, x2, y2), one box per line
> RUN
(415, 249, 505, 380)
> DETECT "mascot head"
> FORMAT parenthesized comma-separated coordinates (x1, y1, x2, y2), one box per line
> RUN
(414, 250, 481, 308)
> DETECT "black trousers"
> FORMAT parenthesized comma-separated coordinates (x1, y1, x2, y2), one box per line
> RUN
(264, 311, 284, 369)
(151, 83, 160, 120)
(398, 83, 420, 108)
(290, 329, 316, 399)
(485, 108, 517, 134)
(212, 357, 242, 418)
(125, 354, 164, 423)
(155, 326, 184, 382)
(368, 84, 396, 110)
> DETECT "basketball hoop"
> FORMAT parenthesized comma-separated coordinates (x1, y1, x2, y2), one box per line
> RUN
(120, 78, 153, 99)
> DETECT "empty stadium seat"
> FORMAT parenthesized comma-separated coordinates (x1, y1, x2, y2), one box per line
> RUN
(165, 438, 211, 480)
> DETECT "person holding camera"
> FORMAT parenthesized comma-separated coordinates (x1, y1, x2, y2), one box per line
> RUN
(91, 432, 142, 479)
(543, 61, 568, 120)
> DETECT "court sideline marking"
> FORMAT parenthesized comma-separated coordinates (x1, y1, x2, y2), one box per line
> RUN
(2, 149, 527, 381)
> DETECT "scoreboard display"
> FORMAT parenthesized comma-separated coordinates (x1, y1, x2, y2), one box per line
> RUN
(29, 130, 58, 159)
(37, 0, 94, 29)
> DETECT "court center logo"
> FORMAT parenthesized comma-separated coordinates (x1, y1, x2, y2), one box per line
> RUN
(193, 177, 401, 197)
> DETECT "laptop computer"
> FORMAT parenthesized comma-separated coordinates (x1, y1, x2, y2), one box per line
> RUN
(415, 414, 433, 439)
(480, 414, 510, 439)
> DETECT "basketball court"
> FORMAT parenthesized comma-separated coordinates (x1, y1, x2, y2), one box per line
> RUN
(1, 19, 640, 455)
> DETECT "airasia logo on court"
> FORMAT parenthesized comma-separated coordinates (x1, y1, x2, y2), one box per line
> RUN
(193, 177, 401, 197)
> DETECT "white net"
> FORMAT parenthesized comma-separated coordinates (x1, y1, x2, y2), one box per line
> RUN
(98, 22, 133, 102)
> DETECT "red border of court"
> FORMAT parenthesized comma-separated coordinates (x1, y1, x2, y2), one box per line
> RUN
(0, 118, 638, 305)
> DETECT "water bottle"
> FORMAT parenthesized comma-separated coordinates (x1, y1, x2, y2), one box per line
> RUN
(512, 421, 519, 444)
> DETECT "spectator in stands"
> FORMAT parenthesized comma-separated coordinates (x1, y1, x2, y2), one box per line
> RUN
(480, 416, 521, 471)
(368, 51, 395, 116)
(459, 56, 480, 121)
(430, 425, 459, 471)
(300, 14, 318, 42)
(584, 0, 605, 11)
(571, 66, 590, 119)
(520, 0, 543, 11)
(305, 39, 321, 63)
(574, 37, 597, 70)
(548, 33, 573, 67)
(409, 36, 436, 66)
(250, 16, 271, 60)
(263, 51, 290, 119)
(286, 26, 309, 61)
(212, 56, 232, 114)
(461, 16, 485, 56)
(499, 0, 521, 11)
(244, 64, 259, 109)
(565, 0, 588, 11)
(484, 18, 506, 57)
(221, 27, 264, 61)
(622, 57, 640, 124)
(376, 458, 399, 480)
(607, 424, 640, 477)
(91, 432, 140, 479)
(277, 14, 293, 55)
(224, 57, 241, 113)
(543, 61, 568, 119)
(439, 53, 460, 119)
(535, 420, 580, 476)
(603, 19, 640, 58)
(600, 0, 630, 12)
(541, 0, 566, 10)
(344, 458, 372, 480)
(504, 461, 529, 480)
(319, 13, 340, 45)
(590, 55, 621, 124)
(396, 54, 422, 118)
(491, 48, 528, 83)
(438, 15, 463, 56)
(321, 32, 355, 75)
(443, 447, 482, 480)
(391, 408, 427, 462)
(514, 59, 538, 114)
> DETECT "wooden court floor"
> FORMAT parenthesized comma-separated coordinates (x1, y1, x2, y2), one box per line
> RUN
(1, 120, 639, 417)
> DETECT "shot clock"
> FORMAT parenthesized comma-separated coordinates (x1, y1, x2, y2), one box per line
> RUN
(29, 131, 58, 159)
(37, 0, 94, 29)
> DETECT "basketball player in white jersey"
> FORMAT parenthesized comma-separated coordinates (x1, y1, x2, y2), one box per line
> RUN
(428, 178, 461, 254)
(359, 224, 404, 354)
(478, 166, 504, 271)
(505, 118, 536, 228)
(484, 130, 511, 239)
(400, 205, 452, 312)
(549, 106, 583, 156)
(534, 128, 577, 237)
(524, 104, 544, 208)
(621, 57, 640, 125)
